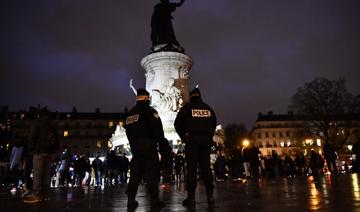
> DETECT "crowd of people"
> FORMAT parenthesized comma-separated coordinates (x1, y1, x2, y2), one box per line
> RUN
(1, 87, 360, 209)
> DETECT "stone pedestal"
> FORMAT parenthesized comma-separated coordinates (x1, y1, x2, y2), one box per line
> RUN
(141, 51, 193, 143)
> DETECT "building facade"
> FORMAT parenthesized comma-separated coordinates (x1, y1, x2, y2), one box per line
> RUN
(251, 111, 360, 158)
(0, 108, 125, 158)
(251, 111, 307, 157)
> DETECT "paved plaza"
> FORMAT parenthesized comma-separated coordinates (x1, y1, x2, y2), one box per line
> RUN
(1, 174, 360, 211)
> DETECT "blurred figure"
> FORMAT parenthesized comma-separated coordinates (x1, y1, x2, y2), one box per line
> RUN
(309, 150, 320, 183)
(323, 142, 338, 174)
(214, 154, 226, 181)
(271, 150, 280, 177)
(24, 108, 59, 203)
(118, 154, 129, 184)
(106, 150, 118, 186)
(295, 153, 306, 176)
(249, 145, 261, 180)
(9, 137, 24, 192)
(59, 148, 71, 187)
(91, 155, 103, 186)
(174, 152, 184, 182)
(352, 130, 360, 173)
(242, 146, 251, 179)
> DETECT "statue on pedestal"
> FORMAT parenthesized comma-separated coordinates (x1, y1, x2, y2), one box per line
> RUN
(151, 0, 185, 52)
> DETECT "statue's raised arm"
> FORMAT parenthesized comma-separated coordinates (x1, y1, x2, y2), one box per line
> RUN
(129, 79, 137, 95)
(151, 0, 186, 51)
(174, 0, 185, 7)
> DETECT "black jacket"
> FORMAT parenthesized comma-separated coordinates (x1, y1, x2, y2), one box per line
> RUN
(174, 96, 217, 142)
(124, 101, 168, 152)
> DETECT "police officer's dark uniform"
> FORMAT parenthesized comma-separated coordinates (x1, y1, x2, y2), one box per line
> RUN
(124, 88, 169, 208)
(174, 87, 217, 206)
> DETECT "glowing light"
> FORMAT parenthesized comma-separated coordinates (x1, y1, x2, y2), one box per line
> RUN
(280, 142, 284, 147)
(306, 139, 313, 145)
(63, 131, 69, 137)
(348, 145, 353, 151)
(287, 141, 291, 147)
(109, 121, 114, 128)
(242, 139, 250, 147)
(316, 139, 321, 146)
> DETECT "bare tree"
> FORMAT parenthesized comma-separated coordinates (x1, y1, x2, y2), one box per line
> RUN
(290, 77, 359, 150)
(224, 123, 248, 151)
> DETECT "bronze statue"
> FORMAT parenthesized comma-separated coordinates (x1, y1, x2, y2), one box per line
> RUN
(151, 0, 185, 50)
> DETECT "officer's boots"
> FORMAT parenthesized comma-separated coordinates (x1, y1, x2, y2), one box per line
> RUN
(207, 189, 215, 205)
(127, 195, 139, 208)
(182, 192, 195, 206)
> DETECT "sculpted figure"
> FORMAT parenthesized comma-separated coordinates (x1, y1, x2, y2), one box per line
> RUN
(151, 0, 185, 47)
(151, 79, 182, 113)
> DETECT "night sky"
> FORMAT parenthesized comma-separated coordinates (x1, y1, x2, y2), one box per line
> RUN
(1, 0, 360, 129)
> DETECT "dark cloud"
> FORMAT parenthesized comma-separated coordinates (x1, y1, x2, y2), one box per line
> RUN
(1, 0, 360, 129)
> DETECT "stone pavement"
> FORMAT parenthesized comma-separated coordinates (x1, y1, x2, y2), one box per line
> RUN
(1, 174, 360, 211)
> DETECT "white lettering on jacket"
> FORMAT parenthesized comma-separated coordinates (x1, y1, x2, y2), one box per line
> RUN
(126, 114, 139, 124)
(192, 109, 211, 117)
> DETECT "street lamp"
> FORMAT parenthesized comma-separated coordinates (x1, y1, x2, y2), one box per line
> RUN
(242, 139, 250, 147)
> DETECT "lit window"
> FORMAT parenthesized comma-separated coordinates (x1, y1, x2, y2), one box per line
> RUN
(96, 141, 102, 149)
(316, 139, 321, 146)
(64, 131, 69, 137)
(109, 121, 114, 128)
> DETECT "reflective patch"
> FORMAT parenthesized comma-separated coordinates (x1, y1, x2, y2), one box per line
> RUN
(154, 113, 160, 119)
(126, 114, 139, 124)
(192, 109, 211, 117)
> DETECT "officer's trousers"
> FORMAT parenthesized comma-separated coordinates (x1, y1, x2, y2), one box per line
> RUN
(185, 141, 214, 194)
(126, 149, 160, 199)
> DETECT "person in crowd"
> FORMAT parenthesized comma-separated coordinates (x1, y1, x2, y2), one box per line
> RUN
(174, 87, 217, 206)
(323, 142, 338, 174)
(249, 145, 261, 180)
(106, 150, 118, 186)
(124, 88, 171, 208)
(91, 155, 103, 187)
(24, 108, 59, 203)
(22, 136, 33, 197)
(309, 150, 320, 183)
(230, 147, 242, 179)
(214, 153, 226, 181)
(271, 150, 280, 177)
(9, 136, 24, 193)
(352, 130, 360, 173)
(284, 155, 296, 178)
(174, 151, 184, 182)
(161, 147, 174, 189)
(119, 153, 129, 184)
(242, 145, 252, 179)
(59, 148, 71, 187)
(295, 153, 306, 176)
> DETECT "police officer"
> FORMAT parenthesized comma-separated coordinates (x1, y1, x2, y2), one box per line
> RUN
(124, 88, 170, 208)
(174, 87, 217, 206)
